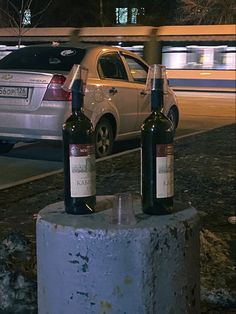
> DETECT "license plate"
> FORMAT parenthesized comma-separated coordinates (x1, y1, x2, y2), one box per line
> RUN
(0, 86, 28, 98)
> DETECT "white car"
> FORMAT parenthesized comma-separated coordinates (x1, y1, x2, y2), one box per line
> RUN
(0, 43, 179, 157)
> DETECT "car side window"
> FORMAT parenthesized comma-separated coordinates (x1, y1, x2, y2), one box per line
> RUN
(98, 52, 128, 81)
(123, 55, 148, 83)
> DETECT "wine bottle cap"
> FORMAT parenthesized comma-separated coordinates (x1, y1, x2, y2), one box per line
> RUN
(145, 64, 167, 92)
(62, 64, 88, 95)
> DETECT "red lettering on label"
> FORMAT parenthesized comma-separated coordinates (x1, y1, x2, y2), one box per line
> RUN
(69, 144, 94, 157)
(156, 144, 173, 157)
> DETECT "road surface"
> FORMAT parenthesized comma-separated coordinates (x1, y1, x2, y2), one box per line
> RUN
(0, 92, 235, 189)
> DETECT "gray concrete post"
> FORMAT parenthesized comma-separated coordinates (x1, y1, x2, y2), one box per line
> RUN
(36, 196, 200, 314)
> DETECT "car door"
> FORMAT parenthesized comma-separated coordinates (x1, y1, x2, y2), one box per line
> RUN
(97, 52, 139, 136)
(120, 53, 151, 129)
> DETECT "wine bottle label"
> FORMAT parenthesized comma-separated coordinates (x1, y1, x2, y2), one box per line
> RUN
(69, 144, 96, 197)
(156, 144, 174, 198)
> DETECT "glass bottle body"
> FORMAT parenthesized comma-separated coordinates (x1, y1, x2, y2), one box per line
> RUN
(63, 105, 96, 215)
(141, 107, 174, 215)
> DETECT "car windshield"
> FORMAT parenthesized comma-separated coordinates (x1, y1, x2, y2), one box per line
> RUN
(0, 46, 86, 71)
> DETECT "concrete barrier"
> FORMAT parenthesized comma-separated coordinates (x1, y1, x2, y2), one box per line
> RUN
(36, 196, 200, 314)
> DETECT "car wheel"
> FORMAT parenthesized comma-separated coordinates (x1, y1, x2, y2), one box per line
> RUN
(95, 118, 114, 158)
(167, 107, 178, 130)
(0, 141, 14, 154)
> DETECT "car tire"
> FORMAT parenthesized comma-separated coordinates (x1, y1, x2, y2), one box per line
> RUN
(0, 141, 14, 154)
(95, 118, 114, 158)
(167, 106, 179, 130)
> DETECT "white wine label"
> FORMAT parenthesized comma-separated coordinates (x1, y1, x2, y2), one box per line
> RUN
(156, 144, 174, 198)
(69, 144, 96, 197)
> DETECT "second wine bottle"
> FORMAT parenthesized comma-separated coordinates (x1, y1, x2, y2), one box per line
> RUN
(141, 64, 174, 215)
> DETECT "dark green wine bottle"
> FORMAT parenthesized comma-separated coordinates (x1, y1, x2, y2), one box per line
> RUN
(62, 68, 96, 215)
(141, 65, 174, 215)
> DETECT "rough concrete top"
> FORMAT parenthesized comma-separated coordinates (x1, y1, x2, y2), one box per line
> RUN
(37, 196, 198, 232)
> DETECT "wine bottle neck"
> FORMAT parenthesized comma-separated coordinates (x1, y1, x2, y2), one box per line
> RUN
(71, 91, 84, 112)
(151, 89, 163, 112)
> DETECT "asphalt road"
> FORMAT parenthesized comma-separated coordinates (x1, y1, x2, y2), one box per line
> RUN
(0, 92, 235, 190)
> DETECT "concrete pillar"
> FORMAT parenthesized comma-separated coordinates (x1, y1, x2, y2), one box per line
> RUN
(36, 196, 200, 314)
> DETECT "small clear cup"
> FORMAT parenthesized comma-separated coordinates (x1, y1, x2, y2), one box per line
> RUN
(110, 192, 136, 225)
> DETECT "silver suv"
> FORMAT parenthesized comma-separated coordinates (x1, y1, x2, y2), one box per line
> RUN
(0, 43, 179, 157)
